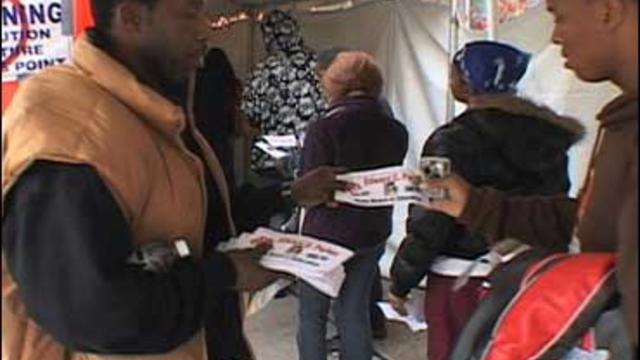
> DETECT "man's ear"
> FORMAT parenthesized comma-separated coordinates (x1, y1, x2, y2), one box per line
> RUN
(113, 1, 147, 33)
(600, 0, 626, 31)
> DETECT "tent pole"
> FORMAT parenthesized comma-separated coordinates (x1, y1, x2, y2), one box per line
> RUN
(242, 12, 258, 180)
(445, 0, 459, 123)
(486, 0, 497, 40)
(248, 11, 256, 69)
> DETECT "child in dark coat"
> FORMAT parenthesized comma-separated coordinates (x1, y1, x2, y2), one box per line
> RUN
(389, 41, 584, 360)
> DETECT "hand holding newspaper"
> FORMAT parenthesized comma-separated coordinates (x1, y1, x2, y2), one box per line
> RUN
(334, 166, 424, 207)
(334, 159, 451, 207)
(219, 228, 354, 314)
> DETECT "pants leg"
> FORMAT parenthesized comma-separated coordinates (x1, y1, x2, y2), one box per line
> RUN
(425, 273, 484, 360)
(334, 244, 384, 360)
(449, 277, 484, 338)
(205, 291, 253, 360)
(297, 280, 332, 360)
(425, 274, 455, 360)
(370, 266, 387, 337)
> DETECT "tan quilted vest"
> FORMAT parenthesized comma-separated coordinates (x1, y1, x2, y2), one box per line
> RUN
(1, 36, 237, 360)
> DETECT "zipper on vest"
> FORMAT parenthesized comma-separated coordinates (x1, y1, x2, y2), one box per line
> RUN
(175, 136, 208, 255)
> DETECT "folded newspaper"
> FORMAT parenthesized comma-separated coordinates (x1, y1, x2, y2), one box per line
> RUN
(335, 166, 426, 207)
(219, 228, 355, 299)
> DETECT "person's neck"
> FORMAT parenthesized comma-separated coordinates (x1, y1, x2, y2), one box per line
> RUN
(612, 56, 638, 96)
(466, 94, 498, 108)
(611, 21, 638, 96)
(111, 47, 168, 97)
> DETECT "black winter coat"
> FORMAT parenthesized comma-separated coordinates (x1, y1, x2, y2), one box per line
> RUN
(390, 95, 585, 297)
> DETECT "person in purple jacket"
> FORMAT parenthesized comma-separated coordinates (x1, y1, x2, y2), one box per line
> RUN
(297, 51, 409, 360)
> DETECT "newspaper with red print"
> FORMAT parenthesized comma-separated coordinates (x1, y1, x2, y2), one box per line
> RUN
(334, 166, 425, 207)
(335, 159, 451, 207)
(219, 228, 354, 298)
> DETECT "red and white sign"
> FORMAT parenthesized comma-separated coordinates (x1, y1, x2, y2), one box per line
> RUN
(2, 0, 73, 82)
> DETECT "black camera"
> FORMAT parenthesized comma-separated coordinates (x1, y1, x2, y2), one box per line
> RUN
(420, 157, 451, 179)
(420, 157, 451, 200)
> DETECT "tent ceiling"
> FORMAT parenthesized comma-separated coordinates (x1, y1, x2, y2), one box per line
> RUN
(206, 0, 391, 14)
(207, 0, 326, 12)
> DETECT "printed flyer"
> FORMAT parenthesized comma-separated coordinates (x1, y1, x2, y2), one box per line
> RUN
(219, 228, 354, 298)
(335, 166, 425, 207)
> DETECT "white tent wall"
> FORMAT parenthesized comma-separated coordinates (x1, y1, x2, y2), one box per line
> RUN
(207, 0, 619, 277)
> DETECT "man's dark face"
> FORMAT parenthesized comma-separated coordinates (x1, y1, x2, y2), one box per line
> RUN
(137, 0, 208, 86)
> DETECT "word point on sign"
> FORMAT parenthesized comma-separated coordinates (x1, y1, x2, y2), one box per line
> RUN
(2, 0, 72, 83)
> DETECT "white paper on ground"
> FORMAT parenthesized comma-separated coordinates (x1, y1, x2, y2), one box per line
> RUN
(335, 166, 425, 207)
(377, 301, 428, 332)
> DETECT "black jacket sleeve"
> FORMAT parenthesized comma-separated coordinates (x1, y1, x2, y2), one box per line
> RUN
(232, 182, 291, 233)
(389, 206, 462, 297)
(2, 161, 235, 354)
(390, 115, 487, 297)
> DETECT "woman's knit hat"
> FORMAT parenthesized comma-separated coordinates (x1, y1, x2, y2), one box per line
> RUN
(322, 51, 383, 101)
(453, 40, 531, 94)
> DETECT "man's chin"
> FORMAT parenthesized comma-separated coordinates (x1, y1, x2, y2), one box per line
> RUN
(571, 67, 609, 84)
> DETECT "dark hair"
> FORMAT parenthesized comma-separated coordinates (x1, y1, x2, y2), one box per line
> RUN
(317, 47, 351, 73)
(90, 0, 159, 31)
(193, 47, 241, 184)
(194, 47, 240, 137)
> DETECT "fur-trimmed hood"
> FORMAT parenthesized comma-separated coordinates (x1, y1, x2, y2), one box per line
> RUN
(423, 93, 584, 199)
(469, 94, 586, 144)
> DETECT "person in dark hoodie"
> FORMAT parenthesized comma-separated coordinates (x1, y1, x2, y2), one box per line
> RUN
(388, 41, 585, 360)
(298, 51, 408, 360)
(241, 9, 327, 174)
(194, 47, 256, 187)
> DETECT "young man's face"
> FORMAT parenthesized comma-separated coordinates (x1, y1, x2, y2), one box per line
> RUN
(546, 0, 613, 82)
(137, 0, 209, 85)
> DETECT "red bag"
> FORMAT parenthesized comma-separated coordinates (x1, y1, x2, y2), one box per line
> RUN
(482, 253, 617, 360)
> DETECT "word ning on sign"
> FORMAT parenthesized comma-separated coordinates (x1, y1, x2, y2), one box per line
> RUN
(2, 0, 72, 83)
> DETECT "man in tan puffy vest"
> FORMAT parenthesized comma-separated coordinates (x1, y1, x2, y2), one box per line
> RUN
(1, 0, 347, 359)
